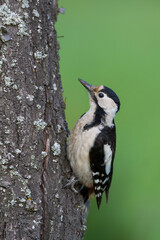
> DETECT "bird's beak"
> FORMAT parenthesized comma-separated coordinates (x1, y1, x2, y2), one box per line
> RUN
(78, 78, 94, 92)
(78, 78, 98, 98)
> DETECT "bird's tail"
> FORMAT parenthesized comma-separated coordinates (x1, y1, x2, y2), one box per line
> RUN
(80, 186, 95, 202)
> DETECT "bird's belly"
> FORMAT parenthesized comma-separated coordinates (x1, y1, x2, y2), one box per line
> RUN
(68, 127, 101, 187)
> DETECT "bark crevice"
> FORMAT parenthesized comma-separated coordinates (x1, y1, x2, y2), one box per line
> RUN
(0, 1, 87, 239)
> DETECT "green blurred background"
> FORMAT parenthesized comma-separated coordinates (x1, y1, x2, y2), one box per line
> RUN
(56, 0, 160, 239)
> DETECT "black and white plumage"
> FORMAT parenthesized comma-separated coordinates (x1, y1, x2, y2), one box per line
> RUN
(67, 79, 120, 209)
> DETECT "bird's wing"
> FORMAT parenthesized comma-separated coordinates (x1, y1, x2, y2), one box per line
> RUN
(89, 125, 116, 208)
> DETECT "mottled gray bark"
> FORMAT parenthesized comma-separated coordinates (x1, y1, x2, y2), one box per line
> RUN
(0, 1, 87, 239)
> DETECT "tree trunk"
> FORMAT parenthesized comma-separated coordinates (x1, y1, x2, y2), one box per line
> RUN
(0, 1, 87, 239)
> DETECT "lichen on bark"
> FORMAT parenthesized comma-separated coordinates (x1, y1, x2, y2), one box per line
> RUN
(0, 0, 87, 239)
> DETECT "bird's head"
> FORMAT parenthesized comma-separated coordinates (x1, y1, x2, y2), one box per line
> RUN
(79, 78, 120, 116)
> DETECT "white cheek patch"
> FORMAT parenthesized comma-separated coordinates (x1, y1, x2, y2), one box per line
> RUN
(104, 144, 112, 175)
(97, 95, 117, 114)
(97, 95, 118, 127)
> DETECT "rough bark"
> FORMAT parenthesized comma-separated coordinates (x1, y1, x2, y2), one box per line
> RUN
(0, 1, 87, 239)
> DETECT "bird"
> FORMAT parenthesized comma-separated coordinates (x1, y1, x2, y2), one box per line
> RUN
(67, 78, 120, 209)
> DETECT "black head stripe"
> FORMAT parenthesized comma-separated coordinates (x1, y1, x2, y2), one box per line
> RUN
(83, 105, 105, 131)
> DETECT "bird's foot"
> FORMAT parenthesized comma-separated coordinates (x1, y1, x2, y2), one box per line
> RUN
(63, 176, 81, 193)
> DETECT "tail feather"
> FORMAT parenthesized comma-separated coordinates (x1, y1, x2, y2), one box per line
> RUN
(80, 186, 90, 202)
(96, 195, 102, 209)
(105, 189, 109, 203)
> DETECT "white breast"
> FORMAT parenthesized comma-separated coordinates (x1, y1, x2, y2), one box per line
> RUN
(67, 110, 101, 187)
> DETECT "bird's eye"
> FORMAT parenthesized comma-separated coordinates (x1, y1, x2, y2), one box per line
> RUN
(98, 92, 104, 98)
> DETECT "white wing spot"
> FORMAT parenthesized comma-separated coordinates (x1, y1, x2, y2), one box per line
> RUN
(96, 193, 102, 198)
(102, 177, 109, 185)
(94, 179, 99, 184)
(93, 172, 99, 176)
(102, 186, 107, 191)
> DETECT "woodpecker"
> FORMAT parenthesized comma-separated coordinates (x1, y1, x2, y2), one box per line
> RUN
(67, 79, 120, 209)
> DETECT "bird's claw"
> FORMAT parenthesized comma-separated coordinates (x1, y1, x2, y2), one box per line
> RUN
(63, 176, 80, 193)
